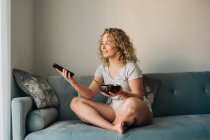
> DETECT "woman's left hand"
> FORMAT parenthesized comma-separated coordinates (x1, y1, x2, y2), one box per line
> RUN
(101, 86, 123, 97)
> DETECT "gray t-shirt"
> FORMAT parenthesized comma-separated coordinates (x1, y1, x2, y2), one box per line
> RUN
(95, 62, 143, 102)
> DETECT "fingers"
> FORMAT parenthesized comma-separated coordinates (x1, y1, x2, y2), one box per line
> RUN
(63, 69, 71, 79)
(108, 92, 116, 96)
(101, 92, 111, 97)
(56, 68, 71, 80)
(55, 68, 63, 75)
(63, 69, 67, 77)
(101, 92, 117, 97)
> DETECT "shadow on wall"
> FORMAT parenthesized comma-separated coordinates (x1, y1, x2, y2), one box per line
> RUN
(11, 77, 26, 99)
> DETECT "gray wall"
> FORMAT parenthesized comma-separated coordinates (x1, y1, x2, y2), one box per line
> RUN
(34, 0, 210, 77)
(11, 1, 34, 140)
(11, 0, 210, 78)
(11, 0, 34, 98)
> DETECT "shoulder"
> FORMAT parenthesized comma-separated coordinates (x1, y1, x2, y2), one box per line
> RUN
(96, 64, 107, 71)
(124, 62, 142, 80)
(95, 64, 107, 74)
(124, 62, 140, 70)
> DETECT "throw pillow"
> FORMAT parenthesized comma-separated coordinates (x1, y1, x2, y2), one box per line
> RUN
(26, 108, 58, 132)
(143, 76, 161, 107)
(13, 68, 59, 109)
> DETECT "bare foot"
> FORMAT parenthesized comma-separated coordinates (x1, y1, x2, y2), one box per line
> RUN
(113, 122, 125, 134)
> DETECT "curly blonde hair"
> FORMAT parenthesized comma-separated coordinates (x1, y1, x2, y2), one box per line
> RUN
(98, 28, 138, 65)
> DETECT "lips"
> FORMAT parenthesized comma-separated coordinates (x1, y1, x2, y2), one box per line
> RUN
(102, 51, 108, 54)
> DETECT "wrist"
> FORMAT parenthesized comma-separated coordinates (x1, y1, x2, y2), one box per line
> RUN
(70, 78, 77, 88)
(120, 91, 127, 99)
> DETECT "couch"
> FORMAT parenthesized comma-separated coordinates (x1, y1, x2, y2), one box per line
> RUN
(12, 71, 210, 140)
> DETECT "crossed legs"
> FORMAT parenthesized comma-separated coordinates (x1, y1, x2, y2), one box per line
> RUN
(113, 97, 152, 127)
(70, 97, 152, 133)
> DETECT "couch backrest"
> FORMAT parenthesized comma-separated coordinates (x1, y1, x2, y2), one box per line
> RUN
(47, 75, 107, 121)
(147, 71, 210, 117)
(48, 71, 210, 120)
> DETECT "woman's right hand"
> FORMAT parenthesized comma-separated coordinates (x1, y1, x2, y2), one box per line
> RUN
(56, 69, 75, 85)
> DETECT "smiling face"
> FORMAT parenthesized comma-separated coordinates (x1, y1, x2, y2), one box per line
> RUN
(100, 33, 117, 59)
(98, 28, 137, 65)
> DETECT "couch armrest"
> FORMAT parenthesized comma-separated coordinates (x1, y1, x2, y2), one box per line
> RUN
(12, 97, 33, 140)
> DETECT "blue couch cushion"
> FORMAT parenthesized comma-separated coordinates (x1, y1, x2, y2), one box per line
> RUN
(25, 120, 118, 140)
(145, 72, 210, 117)
(47, 75, 107, 121)
(47, 76, 79, 120)
(119, 114, 210, 140)
(25, 114, 210, 140)
(26, 108, 58, 132)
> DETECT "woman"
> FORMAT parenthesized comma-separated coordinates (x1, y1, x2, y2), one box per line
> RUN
(56, 28, 152, 133)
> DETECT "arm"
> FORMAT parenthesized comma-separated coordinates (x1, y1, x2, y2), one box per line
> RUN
(70, 76, 102, 99)
(56, 69, 102, 99)
(120, 77, 144, 100)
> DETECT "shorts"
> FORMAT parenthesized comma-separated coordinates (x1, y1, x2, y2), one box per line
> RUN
(107, 97, 152, 112)
(109, 99, 123, 112)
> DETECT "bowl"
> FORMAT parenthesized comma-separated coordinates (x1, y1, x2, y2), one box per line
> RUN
(100, 84, 121, 93)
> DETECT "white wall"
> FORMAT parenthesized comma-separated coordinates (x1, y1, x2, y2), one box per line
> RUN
(1, 0, 11, 140)
(34, 0, 210, 77)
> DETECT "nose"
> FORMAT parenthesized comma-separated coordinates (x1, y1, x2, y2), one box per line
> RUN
(101, 44, 106, 49)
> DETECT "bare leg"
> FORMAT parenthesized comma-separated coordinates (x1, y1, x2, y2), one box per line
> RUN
(113, 97, 152, 128)
(70, 97, 124, 133)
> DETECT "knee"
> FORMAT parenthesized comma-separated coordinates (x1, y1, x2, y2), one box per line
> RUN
(122, 97, 148, 116)
(122, 97, 140, 114)
(125, 98, 153, 125)
(70, 97, 83, 111)
(123, 97, 140, 109)
(121, 97, 152, 126)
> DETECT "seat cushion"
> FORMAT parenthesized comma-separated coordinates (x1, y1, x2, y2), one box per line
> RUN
(119, 114, 210, 140)
(25, 114, 210, 140)
(25, 120, 118, 140)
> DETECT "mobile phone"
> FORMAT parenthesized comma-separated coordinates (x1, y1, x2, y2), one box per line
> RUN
(53, 63, 75, 77)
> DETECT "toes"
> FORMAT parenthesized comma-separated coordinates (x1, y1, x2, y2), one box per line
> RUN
(120, 122, 124, 133)
(114, 121, 129, 134)
(122, 122, 129, 132)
